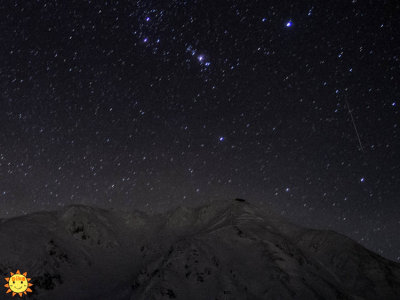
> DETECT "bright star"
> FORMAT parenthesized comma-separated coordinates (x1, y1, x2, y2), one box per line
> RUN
(198, 55, 204, 62)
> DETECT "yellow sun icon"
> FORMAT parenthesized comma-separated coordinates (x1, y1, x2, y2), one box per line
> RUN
(4, 270, 33, 297)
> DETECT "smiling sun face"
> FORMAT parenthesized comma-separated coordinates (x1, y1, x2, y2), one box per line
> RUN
(4, 270, 33, 297)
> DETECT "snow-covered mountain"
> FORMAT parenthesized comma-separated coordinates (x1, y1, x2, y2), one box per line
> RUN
(0, 199, 399, 299)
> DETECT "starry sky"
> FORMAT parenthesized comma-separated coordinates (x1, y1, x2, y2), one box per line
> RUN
(1, 1, 399, 261)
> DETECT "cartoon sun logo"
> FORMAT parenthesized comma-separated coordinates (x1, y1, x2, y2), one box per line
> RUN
(4, 270, 33, 297)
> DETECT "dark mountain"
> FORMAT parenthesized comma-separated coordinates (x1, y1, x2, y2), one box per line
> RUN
(0, 199, 399, 299)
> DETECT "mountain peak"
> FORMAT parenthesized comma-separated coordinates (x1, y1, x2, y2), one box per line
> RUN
(0, 200, 398, 299)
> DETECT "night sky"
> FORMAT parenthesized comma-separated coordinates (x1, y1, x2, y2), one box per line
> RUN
(1, 1, 399, 261)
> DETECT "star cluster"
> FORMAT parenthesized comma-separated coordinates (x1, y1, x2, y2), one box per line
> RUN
(0, 1, 399, 261)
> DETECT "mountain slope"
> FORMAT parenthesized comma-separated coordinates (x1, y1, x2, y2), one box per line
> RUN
(0, 199, 399, 299)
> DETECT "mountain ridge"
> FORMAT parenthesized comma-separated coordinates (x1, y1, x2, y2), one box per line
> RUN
(0, 199, 398, 299)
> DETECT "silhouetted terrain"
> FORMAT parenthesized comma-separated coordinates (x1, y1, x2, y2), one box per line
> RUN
(0, 199, 399, 299)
